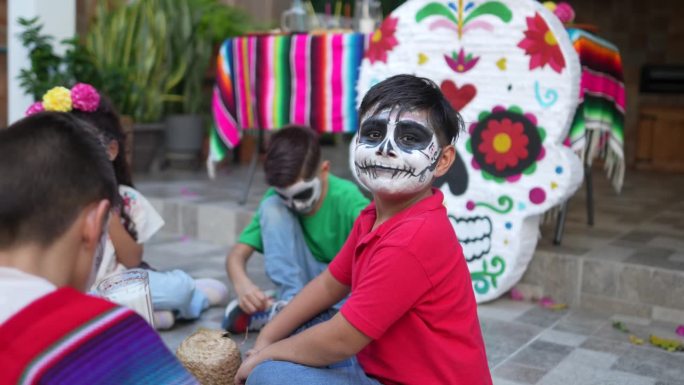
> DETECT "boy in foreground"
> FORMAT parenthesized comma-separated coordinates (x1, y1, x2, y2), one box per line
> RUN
(235, 75, 492, 385)
(0, 113, 197, 384)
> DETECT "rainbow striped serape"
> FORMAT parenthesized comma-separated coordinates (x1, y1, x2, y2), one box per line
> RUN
(210, 32, 366, 172)
(0, 288, 197, 385)
(567, 28, 625, 192)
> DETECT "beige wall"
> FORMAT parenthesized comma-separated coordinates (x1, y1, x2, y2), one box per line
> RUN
(220, 0, 288, 29)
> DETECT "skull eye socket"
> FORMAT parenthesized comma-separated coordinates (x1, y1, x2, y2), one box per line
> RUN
(395, 121, 433, 151)
(359, 120, 387, 145)
(293, 187, 314, 201)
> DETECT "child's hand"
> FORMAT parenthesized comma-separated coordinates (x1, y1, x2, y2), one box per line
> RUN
(236, 283, 271, 314)
(234, 350, 264, 384)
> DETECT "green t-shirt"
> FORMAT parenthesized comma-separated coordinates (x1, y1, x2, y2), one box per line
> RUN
(238, 174, 370, 263)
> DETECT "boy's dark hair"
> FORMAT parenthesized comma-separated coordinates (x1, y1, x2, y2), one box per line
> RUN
(0, 112, 117, 248)
(264, 125, 321, 188)
(358, 74, 464, 146)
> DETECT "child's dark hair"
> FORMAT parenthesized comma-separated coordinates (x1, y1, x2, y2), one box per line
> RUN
(264, 125, 321, 188)
(359, 74, 464, 146)
(70, 95, 137, 240)
(0, 112, 117, 248)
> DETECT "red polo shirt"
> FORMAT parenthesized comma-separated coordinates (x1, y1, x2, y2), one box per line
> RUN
(329, 189, 492, 385)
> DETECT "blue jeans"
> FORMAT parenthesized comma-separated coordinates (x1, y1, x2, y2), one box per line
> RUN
(148, 269, 208, 320)
(259, 196, 330, 303)
(246, 310, 380, 385)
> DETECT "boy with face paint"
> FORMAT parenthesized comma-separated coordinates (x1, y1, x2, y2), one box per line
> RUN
(224, 126, 369, 333)
(0, 113, 197, 384)
(234, 75, 492, 385)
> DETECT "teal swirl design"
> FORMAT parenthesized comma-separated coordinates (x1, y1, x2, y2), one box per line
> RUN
(470, 256, 506, 295)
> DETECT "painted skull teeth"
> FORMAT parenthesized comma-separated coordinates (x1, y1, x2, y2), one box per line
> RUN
(354, 160, 418, 179)
(449, 215, 492, 262)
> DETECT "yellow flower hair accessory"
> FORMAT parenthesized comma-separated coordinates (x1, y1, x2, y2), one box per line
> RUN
(42, 86, 73, 112)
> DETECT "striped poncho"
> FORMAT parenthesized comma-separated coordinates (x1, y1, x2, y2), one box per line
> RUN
(567, 28, 625, 192)
(0, 288, 198, 385)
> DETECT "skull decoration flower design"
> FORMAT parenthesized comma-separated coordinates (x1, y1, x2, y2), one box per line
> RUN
(274, 177, 322, 214)
(356, 0, 584, 302)
(354, 109, 442, 197)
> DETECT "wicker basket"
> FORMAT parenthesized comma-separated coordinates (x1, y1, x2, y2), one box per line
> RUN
(176, 328, 242, 385)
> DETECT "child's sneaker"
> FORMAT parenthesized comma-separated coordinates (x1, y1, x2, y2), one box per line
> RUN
(222, 298, 288, 333)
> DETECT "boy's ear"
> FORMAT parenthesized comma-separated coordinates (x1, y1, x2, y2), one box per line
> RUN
(320, 160, 331, 174)
(434, 145, 456, 178)
(83, 200, 111, 248)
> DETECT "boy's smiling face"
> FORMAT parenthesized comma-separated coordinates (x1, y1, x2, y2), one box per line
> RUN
(354, 108, 442, 196)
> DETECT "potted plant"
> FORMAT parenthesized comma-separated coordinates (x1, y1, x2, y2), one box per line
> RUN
(163, 0, 249, 167)
(86, 0, 187, 173)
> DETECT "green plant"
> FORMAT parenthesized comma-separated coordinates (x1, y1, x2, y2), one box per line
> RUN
(164, 0, 250, 115)
(86, 0, 185, 123)
(16, 17, 100, 99)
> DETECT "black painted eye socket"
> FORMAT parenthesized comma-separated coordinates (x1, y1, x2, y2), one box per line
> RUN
(293, 187, 314, 200)
(395, 121, 433, 151)
(359, 120, 387, 145)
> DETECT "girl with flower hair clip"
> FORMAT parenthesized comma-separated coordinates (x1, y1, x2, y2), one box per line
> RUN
(27, 84, 229, 330)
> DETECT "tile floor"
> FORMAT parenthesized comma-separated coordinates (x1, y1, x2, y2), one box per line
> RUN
(134, 141, 684, 384)
(144, 234, 684, 385)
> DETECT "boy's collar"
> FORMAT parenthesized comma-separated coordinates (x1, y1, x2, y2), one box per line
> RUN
(360, 188, 445, 235)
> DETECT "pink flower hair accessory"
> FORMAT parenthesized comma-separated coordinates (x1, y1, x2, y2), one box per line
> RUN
(25, 83, 101, 116)
(25, 102, 45, 116)
(70, 83, 101, 112)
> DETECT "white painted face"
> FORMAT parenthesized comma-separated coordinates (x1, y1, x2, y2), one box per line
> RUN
(274, 177, 322, 214)
(353, 109, 441, 197)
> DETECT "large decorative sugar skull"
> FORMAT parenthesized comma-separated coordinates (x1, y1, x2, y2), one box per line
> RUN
(356, 0, 583, 302)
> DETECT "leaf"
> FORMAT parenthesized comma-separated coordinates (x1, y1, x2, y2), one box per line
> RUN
(416, 2, 458, 25)
(463, 1, 513, 25)
(612, 321, 630, 333)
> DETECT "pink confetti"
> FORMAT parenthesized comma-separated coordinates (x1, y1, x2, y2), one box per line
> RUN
(510, 288, 524, 301)
(539, 297, 555, 307)
(677, 325, 684, 337)
(180, 187, 198, 198)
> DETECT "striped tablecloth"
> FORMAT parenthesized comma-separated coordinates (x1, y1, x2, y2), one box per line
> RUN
(566, 28, 625, 192)
(210, 32, 367, 169)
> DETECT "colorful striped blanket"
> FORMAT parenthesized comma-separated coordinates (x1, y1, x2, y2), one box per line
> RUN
(0, 288, 197, 385)
(209, 32, 366, 173)
(567, 28, 625, 192)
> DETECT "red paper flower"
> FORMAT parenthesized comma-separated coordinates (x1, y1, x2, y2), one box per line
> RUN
(365, 17, 399, 64)
(517, 13, 565, 73)
(478, 118, 529, 171)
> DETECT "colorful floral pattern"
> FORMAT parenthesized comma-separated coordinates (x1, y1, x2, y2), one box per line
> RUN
(445, 48, 480, 73)
(365, 16, 399, 64)
(467, 106, 546, 183)
(517, 13, 565, 73)
(357, 0, 583, 303)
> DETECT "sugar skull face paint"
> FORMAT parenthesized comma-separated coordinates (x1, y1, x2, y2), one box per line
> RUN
(353, 109, 441, 196)
(274, 177, 322, 214)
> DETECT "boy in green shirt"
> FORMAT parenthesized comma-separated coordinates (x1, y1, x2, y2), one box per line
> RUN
(224, 126, 369, 333)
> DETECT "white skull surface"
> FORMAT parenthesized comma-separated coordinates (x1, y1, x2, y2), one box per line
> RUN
(355, 0, 583, 302)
